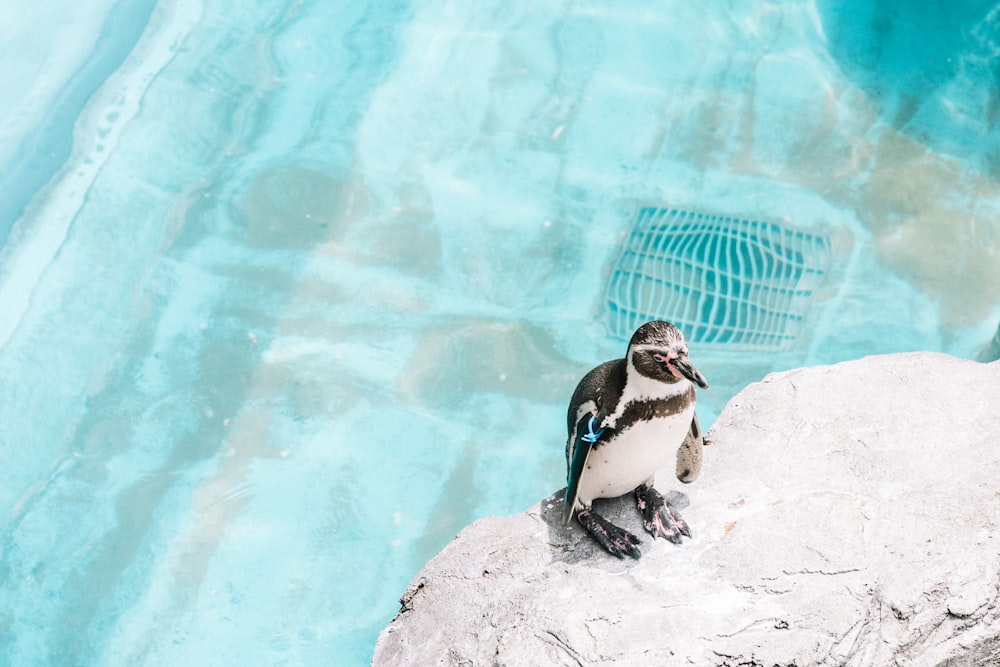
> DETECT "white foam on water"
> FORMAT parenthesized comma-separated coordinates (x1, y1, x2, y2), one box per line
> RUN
(0, 0, 204, 350)
(0, 0, 116, 167)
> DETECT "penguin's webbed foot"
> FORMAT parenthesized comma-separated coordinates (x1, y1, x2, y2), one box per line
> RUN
(635, 484, 691, 544)
(577, 508, 642, 559)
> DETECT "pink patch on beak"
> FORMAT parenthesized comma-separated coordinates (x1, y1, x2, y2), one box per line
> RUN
(653, 353, 684, 379)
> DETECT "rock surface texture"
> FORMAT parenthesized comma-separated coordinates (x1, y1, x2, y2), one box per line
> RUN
(373, 353, 1000, 666)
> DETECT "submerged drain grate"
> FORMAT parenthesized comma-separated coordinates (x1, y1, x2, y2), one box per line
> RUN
(606, 207, 832, 350)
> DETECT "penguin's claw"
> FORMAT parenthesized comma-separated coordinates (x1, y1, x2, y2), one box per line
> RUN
(577, 508, 642, 559)
(635, 485, 691, 544)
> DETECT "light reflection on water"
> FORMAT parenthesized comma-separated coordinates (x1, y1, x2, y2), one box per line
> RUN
(1, 1, 999, 664)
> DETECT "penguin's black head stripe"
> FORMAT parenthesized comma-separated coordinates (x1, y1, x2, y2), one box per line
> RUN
(628, 320, 685, 349)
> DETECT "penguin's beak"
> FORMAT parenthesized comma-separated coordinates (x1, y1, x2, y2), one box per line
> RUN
(673, 355, 709, 390)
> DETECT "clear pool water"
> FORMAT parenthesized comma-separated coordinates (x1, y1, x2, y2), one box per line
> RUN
(2, 1, 999, 664)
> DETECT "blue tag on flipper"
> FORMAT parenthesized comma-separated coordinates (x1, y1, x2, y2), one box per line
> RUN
(582, 415, 605, 443)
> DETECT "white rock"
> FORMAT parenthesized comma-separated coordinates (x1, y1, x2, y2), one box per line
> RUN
(373, 352, 1000, 666)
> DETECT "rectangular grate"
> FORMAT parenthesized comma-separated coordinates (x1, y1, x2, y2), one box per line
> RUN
(605, 207, 831, 350)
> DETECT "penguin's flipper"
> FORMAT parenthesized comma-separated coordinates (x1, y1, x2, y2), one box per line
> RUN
(577, 508, 642, 559)
(562, 411, 603, 525)
(635, 483, 691, 543)
(675, 410, 704, 484)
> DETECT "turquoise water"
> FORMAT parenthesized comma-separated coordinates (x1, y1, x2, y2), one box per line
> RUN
(2, 1, 999, 665)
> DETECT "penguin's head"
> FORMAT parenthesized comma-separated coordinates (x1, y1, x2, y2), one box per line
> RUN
(628, 321, 709, 389)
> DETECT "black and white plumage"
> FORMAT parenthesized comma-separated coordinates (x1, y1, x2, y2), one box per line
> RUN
(563, 320, 708, 559)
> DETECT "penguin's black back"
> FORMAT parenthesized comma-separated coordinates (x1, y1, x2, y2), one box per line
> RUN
(565, 358, 626, 435)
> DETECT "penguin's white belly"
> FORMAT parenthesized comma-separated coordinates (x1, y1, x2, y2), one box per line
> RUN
(576, 406, 693, 504)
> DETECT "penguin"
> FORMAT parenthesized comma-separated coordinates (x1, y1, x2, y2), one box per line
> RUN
(563, 320, 709, 559)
